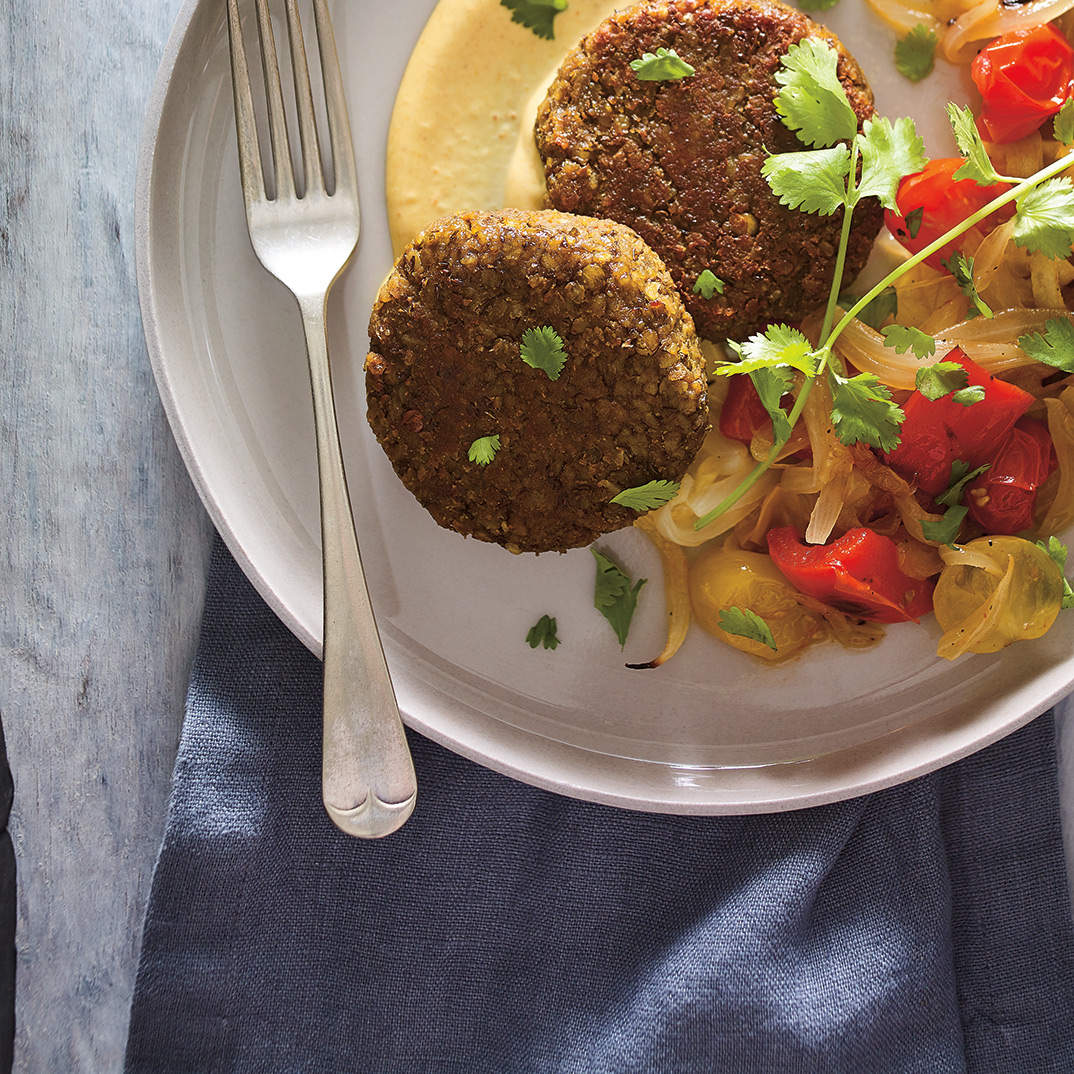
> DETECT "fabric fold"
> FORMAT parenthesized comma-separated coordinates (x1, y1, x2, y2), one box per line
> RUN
(124, 536, 1074, 1074)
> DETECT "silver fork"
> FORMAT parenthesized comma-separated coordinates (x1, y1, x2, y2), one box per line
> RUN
(226, 0, 416, 837)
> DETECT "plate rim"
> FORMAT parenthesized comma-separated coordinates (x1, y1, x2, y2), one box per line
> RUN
(135, 0, 1070, 815)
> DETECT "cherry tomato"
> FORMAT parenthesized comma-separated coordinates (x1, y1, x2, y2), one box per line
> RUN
(766, 526, 935, 624)
(688, 545, 824, 661)
(971, 24, 1074, 144)
(884, 159, 1013, 271)
(718, 375, 772, 445)
(964, 417, 1057, 534)
(933, 536, 1063, 657)
(881, 348, 1033, 498)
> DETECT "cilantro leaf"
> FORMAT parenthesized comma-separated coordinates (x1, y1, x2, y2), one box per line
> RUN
(718, 607, 778, 651)
(467, 434, 501, 466)
(762, 145, 852, 215)
(630, 47, 695, 81)
(841, 287, 897, 329)
(692, 269, 725, 299)
(948, 104, 1003, 186)
(904, 206, 924, 239)
(921, 504, 968, 548)
(941, 252, 993, 319)
(774, 37, 859, 149)
(520, 325, 568, 380)
(1013, 178, 1074, 259)
(1055, 99, 1074, 146)
(592, 549, 647, 649)
(1037, 536, 1074, 609)
(935, 459, 989, 508)
(526, 614, 561, 650)
(895, 24, 938, 83)
(913, 362, 984, 406)
(1018, 316, 1074, 372)
(952, 386, 986, 407)
(883, 324, 936, 360)
(828, 371, 904, 452)
(610, 480, 681, 511)
(855, 115, 928, 211)
(796, 0, 840, 10)
(749, 366, 796, 444)
(499, 0, 567, 40)
(720, 324, 819, 377)
(915, 360, 968, 401)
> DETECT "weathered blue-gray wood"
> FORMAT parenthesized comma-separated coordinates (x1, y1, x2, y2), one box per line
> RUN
(1, 1, 212, 1069)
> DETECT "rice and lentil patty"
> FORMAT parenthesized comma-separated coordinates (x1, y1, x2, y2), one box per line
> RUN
(534, 0, 883, 341)
(365, 208, 709, 554)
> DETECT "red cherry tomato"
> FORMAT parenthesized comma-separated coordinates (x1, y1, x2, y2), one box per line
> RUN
(766, 526, 935, 624)
(965, 417, 1057, 534)
(719, 375, 772, 444)
(884, 159, 1013, 271)
(971, 24, 1074, 144)
(881, 348, 1033, 497)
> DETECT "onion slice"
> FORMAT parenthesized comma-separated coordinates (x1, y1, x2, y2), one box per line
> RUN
(631, 516, 692, 668)
(943, 0, 1074, 64)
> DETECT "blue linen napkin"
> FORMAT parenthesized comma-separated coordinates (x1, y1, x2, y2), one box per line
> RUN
(124, 535, 1074, 1074)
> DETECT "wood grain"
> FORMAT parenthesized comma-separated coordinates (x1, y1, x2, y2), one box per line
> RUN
(0, 1, 212, 1068)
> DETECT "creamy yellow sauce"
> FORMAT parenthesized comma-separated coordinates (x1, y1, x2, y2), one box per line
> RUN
(385, 0, 622, 256)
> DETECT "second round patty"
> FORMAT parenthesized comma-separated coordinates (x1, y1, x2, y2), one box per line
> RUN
(365, 209, 709, 554)
(534, 0, 883, 341)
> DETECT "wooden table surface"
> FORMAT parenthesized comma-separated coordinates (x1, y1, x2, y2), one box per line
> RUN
(3, 1, 213, 1068)
(4, 2, 1074, 1071)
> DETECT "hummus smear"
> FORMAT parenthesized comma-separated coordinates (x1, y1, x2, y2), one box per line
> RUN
(386, 0, 620, 256)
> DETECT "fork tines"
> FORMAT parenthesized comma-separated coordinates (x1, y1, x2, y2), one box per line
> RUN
(225, 0, 356, 204)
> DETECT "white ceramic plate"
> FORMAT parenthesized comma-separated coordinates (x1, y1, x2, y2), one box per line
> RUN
(137, 0, 1074, 813)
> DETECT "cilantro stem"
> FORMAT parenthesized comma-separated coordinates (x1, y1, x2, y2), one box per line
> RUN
(692, 375, 815, 529)
(693, 142, 860, 533)
(819, 141, 861, 345)
(693, 145, 1074, 535)
(827, 147, 1074, 352)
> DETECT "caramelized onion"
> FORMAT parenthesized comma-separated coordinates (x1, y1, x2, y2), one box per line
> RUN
(632, 516, 692, 668)
(943, 0, 1074, 64)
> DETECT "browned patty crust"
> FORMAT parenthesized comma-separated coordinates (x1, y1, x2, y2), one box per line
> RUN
(534, 0, 883, 341)
(365, 209, 708, 554)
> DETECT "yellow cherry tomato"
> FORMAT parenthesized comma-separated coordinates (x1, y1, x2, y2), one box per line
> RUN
(932, 536, 1063, 658)
(689, 545, 824, 661)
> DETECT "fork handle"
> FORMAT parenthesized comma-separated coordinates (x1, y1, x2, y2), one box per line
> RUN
(299, 291, 417, 838)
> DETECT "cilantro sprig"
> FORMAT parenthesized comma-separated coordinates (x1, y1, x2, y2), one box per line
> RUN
(499, 0, 568, 40)
(1018, 317, 1074, 372)
(520, 326, 568, 380)
(1055, 99, 1074, 147)
(718, 607, 777, 651)
(915, 361, 983, 406)
(949, 104, 1003, 186)
(840, 286, 896, 329)
(592, 550, 647, 648)
(895, 24, 937, 83)
(694, 36, 1074, 533)
(630, 48, 695, 82)
(526, 614, 561, 650)
(882, 324, 936, 360)
(468, 434, 501, 466)
(1037, 537, 1074, 609)
(610, 480, 680, 511)
(936, 460, 989, 508)
(941, 252, 993, 319)
(693, 270, 725, 299)
(920, 462, 988, 548)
